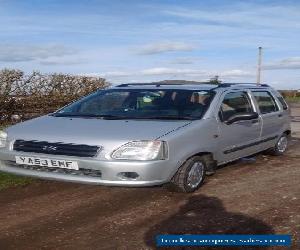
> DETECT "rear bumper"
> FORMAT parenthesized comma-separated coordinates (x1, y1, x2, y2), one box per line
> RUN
(0, 149, 172, 187)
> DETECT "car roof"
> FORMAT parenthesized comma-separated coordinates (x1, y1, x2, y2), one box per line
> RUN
(110, 83, 272, 91)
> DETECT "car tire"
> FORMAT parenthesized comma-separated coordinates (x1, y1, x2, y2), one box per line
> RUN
(267, 133, 289, 156)
(169, 155, 207, 193)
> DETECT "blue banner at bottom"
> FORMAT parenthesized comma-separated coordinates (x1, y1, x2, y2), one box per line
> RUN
(156, 234, 291, 247)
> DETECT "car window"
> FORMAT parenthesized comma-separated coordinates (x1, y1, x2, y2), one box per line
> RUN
(55, 89, 215, 120)
(274, 92, 288, 110)
(252, 91, 279, 114)
(80, 92, 130, 113)
(219, 91, 253, 122)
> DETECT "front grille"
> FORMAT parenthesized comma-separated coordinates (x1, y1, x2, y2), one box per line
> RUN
(9, 162, 102, 178)
(13, 140, 100, 157)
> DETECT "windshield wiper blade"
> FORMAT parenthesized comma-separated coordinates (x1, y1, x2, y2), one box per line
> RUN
(51, 113, 127, 120)
(140, 116, 197, 120)
(51, 113, 100, 118)
(95, 115, 129, 119)
(51, 113, 197, 120)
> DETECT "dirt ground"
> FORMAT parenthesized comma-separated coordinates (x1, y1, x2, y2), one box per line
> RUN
(0, 106, 299, 250)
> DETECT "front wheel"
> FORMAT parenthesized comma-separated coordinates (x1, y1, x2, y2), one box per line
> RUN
(268, 133, 289, 156)
(169, 156, 207, 193)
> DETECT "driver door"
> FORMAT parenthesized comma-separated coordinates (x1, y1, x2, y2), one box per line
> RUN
(216, 90, 262, 164)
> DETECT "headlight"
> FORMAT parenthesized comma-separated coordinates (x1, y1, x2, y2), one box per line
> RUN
(0, 130, 7, 148)
(111, 140, 168, 161)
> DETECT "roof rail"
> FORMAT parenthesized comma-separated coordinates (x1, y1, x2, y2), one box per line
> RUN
(212, 83, 269, 89)
(116, 82, 270, 88)
(117, 83, 185, 87)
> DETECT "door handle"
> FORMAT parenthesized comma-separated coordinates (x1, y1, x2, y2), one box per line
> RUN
(251, 119, 259, 124)
(278, 114, 283, 117)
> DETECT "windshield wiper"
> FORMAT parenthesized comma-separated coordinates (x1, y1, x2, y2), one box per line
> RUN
(134, 116, 197, 120)
(95, 115, 129, 120)
(51, 113, 197, 120)
(51, 113, 130, 119)
(51, 113, 99, 118)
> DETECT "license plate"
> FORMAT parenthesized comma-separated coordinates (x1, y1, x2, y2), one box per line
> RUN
(15, 156, 79, 170)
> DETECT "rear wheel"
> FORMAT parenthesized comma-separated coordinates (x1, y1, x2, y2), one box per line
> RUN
(169, 155, 207, 193)
(268, 133, 289, 156)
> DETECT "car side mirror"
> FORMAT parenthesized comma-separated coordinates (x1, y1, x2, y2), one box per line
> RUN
(225, 112, 258, 125)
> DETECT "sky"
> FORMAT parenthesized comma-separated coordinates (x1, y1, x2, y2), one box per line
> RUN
(0, 0, 300, 89)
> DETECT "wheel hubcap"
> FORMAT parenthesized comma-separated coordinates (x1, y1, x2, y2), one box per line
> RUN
(187, 162, 204, 188)
(277, 136, 288, 153)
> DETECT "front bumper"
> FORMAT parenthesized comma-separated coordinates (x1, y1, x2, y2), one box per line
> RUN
(0, 149, 172, 187)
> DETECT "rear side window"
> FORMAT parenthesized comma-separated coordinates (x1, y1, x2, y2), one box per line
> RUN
(252, 91, 279, 114)
(219, 91, 253, 121)
(275, 92, 288, 110)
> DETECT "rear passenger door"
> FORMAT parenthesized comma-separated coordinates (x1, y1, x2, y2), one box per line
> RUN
(251, 90, 284, 149)
(216, 90, 262, 163)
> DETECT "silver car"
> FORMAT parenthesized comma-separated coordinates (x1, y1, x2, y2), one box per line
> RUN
(0, 83, 291, 192)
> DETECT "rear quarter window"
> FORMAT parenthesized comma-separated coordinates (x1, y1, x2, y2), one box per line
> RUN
(275, 92, 288, 110)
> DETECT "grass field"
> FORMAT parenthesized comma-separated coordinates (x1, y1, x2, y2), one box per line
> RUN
(0, 173, 32, 190)
(286, 96, 300, 103)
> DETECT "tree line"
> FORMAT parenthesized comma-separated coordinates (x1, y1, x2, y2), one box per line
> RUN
(0, 69, 109, 125)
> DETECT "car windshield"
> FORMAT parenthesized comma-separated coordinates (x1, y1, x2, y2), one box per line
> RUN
(53, 88, 215, 120)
